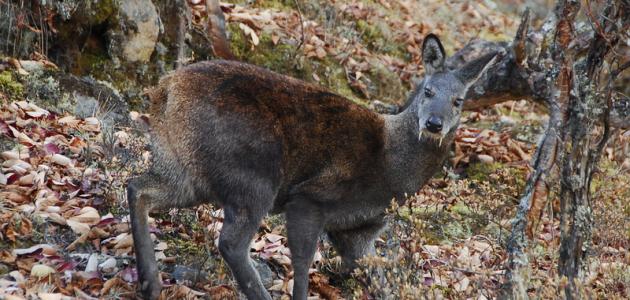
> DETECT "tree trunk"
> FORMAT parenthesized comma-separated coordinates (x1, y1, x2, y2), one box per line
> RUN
(557, 2, 625, 298)
(490, 0, 628, 298)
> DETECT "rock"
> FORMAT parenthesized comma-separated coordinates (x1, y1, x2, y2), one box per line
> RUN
(24, 71, 65, 109)
(74, 93, 100, 119)
(57, 74, 130, 127)
(252, 258, 274, 289)
(0, 263, 10, 276)
(99, 257, 118, 274)
(477, 154, 495, 164)
(109, 0, 160, 63)
(24, 71, 129, 128)
(18, 60, 46, 73)
(84, 253, 99, 273)
(173, 265, 208, 285)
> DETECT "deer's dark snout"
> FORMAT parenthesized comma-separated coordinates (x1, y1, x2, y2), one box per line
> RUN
(425, 116, 443, 133)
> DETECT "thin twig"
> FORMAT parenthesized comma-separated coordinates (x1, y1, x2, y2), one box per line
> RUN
(291, 0, 305, 60)
(611, 61, 630, 78)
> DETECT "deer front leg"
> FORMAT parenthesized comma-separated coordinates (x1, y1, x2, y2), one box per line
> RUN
(286, 202, 324, 300)
(219, 200, 272, 300)
(328, 221, 385, 274)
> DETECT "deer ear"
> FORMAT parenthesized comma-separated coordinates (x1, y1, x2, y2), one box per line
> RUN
(455, 51, 501, 87)
(422, 34, 446, 75)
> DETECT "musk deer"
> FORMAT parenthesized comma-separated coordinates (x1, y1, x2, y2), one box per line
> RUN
(127, 34, 499, 299)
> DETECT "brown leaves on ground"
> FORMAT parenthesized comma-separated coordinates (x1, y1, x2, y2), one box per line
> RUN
(454, 124, 533, 167)
(0, 100, 143, 299)
(186, 0, 517, 103)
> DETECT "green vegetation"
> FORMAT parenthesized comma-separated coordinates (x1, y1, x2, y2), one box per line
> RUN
(0, 71, 24, 100)
(229, 23, 298, 75)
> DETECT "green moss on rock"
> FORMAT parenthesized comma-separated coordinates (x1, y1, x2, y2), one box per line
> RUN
(466, 162, 502, 182)
(0, 71, 24, 100)
(78, 0, 116, 25)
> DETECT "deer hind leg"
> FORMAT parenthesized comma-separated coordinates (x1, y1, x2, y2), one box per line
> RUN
(127, 169, 198, 300)
(127, 177, 170, 300)
(328, 221, 385, 274)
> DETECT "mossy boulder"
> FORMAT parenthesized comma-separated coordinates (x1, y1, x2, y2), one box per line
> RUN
(108, 0, 160, 64)
(71, 0, 117, 25)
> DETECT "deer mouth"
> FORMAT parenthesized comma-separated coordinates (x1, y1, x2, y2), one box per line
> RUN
(418, 129, 446, 146)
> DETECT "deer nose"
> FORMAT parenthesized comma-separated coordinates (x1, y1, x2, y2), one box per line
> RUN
(425, 116, 443, 133)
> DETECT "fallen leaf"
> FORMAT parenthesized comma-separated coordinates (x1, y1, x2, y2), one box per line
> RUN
(31, 264, 55, 278)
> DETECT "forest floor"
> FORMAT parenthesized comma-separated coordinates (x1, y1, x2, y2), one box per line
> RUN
(1, 0, 628, 299)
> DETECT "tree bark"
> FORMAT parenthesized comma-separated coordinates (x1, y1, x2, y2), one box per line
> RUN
(206, 0, 235, 60)
(557, 2, 625, 298)
(176, 0, 190, 69)
(489, 0, 628, 298)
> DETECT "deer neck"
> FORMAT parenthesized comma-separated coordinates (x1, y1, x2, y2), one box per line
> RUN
(382, 105, 455, 201)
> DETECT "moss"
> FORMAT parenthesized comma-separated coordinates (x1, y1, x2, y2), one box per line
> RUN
(366, 59, 407, 104)
(228, 23, 301, 79)
(254, 0, 296, 10)
(484, 222, 509, 245)
(90, 0, 116, 24)
(397, 206, 473, 244)
(466, 162, 527, 194)
(466, 162, 502, 182)
(229, 0, 295, 10)
(304, 56, 365, 105)
(512, 168, 527, 193)
(356, 20, 408, 61)
(357, 20, 383, 48)
(79, 0, 116, 25)
(164, 236, 206, 259)
(0, 71, 24, 100)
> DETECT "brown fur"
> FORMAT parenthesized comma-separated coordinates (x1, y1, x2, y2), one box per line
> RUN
(151, 61, 386, 211)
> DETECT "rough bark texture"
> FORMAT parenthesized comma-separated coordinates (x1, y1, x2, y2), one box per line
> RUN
(176, 0, 190, 69)
(494, 1, 629, 298)
(206, 0, 234, 60)
(557, 2, 626, 298)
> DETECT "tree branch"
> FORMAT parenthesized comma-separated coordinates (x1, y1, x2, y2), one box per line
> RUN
(443, 7, 629, 129)
(206, 0, 235, 60)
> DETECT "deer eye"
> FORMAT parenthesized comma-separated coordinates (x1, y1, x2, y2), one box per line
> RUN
(454, 98, 464, 107)
(424, 88, 434, 98)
